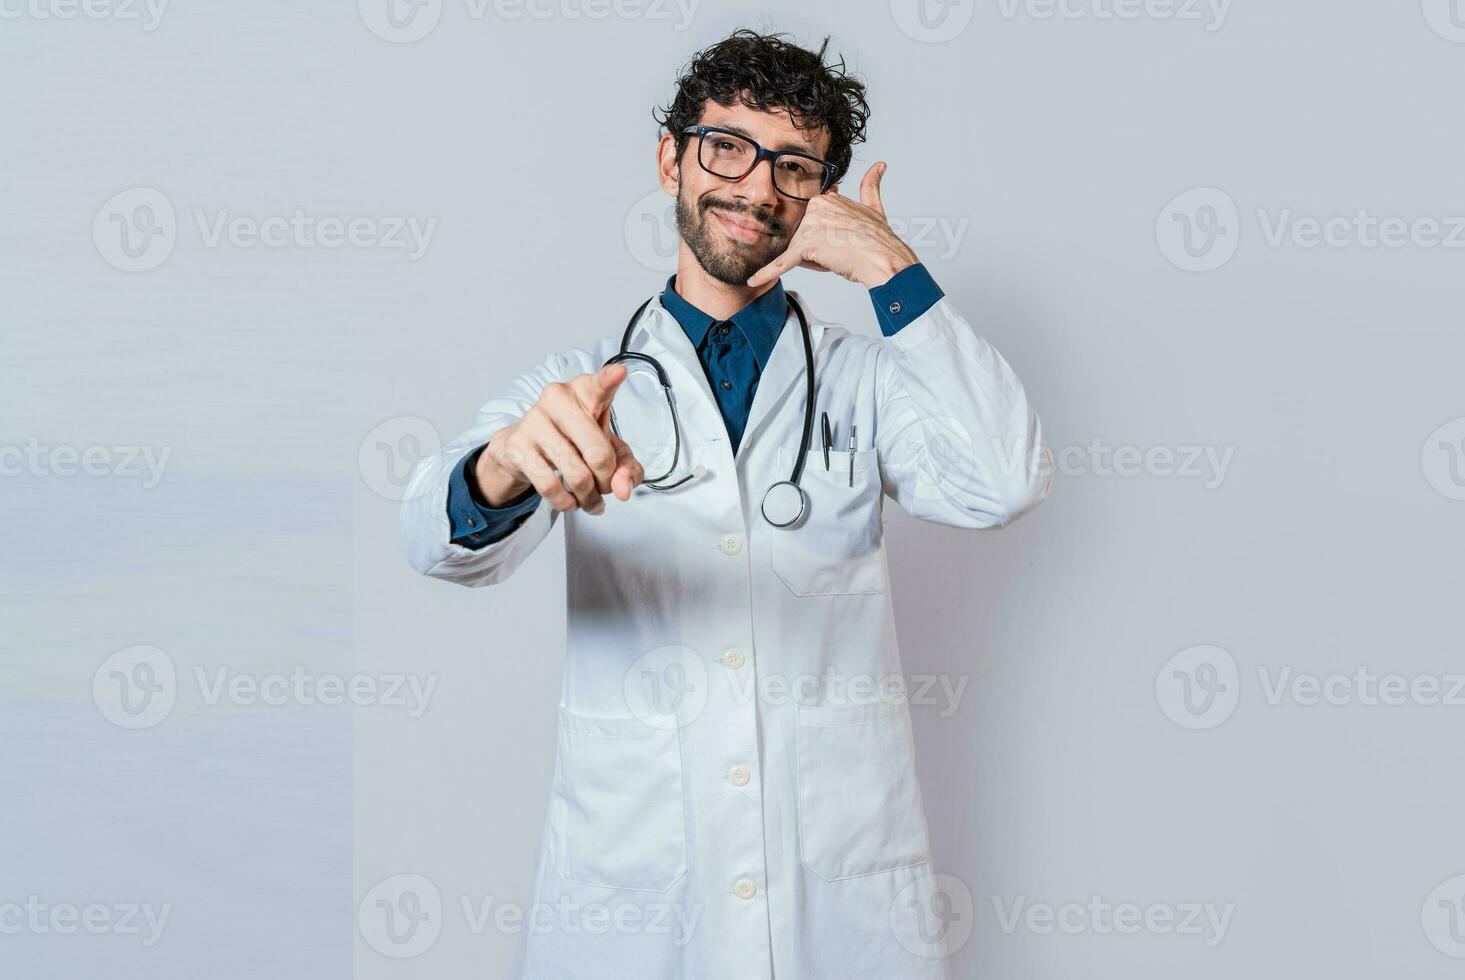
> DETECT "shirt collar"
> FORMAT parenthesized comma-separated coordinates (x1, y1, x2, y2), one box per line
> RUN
(660, 274, 788, 370)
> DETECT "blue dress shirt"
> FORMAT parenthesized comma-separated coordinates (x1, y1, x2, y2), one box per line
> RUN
(447, 264, 945, 549)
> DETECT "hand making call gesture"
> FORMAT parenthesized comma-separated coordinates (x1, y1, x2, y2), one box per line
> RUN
(746, 162, 920, 291)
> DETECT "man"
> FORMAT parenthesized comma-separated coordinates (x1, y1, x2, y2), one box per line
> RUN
(401, 29, 1051, 980)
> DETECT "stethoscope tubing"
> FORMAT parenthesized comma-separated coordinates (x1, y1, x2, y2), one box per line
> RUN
(604, 292, 816, 498)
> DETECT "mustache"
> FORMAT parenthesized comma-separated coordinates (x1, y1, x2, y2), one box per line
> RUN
(700, 197, 786, 238)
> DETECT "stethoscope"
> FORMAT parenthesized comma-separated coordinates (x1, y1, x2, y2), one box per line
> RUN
(602, 293, 816, 529)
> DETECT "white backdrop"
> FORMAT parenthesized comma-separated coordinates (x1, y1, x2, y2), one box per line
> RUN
(3, 1, 1464, 978)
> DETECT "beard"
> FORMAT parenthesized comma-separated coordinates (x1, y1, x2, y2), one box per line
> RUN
(676, 187, 790, 287)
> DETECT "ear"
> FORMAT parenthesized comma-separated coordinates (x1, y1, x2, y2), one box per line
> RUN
(656, 133, 681, 195)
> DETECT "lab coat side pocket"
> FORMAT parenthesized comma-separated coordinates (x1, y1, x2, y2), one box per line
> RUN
(770, 447, 886, 597)
(549, 705, 688, 893)
(795, 701, 931, 881)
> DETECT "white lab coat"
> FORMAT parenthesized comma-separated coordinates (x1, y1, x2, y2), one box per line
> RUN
(401, 288, 1052, 979)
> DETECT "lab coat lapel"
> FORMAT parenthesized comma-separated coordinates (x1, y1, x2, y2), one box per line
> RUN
(633, 295, 730, 451)
(739, 289, 825, 461)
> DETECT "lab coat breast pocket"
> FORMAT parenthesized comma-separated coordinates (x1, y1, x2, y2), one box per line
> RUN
(548, 705, 687, 892)
(770, 447, 886, 597)
(795, 700, 931, 880)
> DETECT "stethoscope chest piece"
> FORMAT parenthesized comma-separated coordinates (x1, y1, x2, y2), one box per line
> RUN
(761, 480, 807, 529)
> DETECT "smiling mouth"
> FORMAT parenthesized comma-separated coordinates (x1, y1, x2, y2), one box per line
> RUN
(710, 207, 773, 244)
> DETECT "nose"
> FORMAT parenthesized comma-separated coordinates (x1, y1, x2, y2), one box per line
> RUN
(729, 157, 780, 210)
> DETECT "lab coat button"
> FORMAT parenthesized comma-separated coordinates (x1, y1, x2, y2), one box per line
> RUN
(729, 765, 750, 786)
(734, 878, 757, 900)
(721, 648, 745, 669)
(719, 534, 742, 556)
(888, 301, 902, 315)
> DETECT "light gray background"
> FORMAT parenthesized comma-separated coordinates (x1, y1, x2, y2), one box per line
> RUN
(3, 1, 1463, 977)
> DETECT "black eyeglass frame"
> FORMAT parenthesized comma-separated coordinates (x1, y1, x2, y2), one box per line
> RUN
(679, 125, 838, 201)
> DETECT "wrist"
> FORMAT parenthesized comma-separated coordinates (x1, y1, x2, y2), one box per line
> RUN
(856, 247, 918, 289)
(473, 434, 533, 508)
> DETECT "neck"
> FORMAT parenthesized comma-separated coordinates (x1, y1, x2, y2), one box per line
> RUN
(674, 251, 776, 320)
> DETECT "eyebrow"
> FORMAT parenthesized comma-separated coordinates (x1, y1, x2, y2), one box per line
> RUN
(711, 122, 824, 159)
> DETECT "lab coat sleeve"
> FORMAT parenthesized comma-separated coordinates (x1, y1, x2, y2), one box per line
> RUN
(400, 346, 593, 587)
(873, 295, 1052, 529)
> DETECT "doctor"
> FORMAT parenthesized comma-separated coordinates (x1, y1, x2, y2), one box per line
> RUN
(402, 29, 1051, 980)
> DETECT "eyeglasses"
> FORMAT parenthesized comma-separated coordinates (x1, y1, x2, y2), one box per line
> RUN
(680, 125, 837, 201)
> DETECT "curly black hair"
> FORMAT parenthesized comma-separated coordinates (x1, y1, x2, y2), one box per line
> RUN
(653, 29, 870, 186)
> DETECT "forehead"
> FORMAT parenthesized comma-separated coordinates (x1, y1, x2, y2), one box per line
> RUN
(695, 99, 831, 159)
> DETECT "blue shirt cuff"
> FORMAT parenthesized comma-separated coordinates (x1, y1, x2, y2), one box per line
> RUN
(447, 443, 542, 550)
(869, 262, 944, 337)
